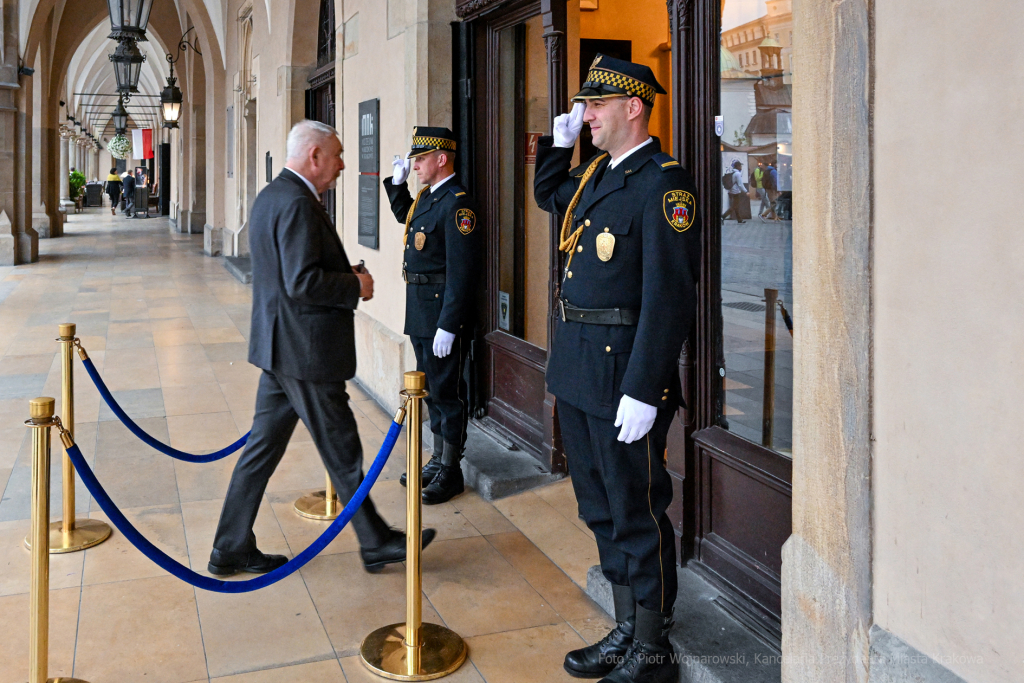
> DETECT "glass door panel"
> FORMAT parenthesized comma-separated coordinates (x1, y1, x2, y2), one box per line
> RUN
(495, 15, 549, 350)
(719, 0, 794, 454)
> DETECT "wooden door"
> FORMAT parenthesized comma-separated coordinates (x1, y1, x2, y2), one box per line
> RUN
(464, 0, 569, 472)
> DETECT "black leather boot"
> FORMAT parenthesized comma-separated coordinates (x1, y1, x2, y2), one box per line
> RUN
(564, 583, 635, 678)
(208, 548, 288, 576)
(422, 441, 465, 505)
(400, 437, 443, 488)
(599, 605, 677, 683)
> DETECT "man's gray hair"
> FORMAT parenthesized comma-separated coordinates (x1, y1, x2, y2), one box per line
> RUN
(286, 120, 339, 160)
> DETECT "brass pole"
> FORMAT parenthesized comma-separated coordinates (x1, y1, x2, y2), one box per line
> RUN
(26, 325, 111, 553)
(360, 372, 466, 680)
(324, 473, 337, 518)
(26, 397, 89, 683)
(762, 289, 778, 449)
(405, 382, 423, 666)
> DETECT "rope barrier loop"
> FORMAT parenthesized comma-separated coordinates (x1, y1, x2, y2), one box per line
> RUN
(58, 416, 402, 593)
(79, 354, 249, 462)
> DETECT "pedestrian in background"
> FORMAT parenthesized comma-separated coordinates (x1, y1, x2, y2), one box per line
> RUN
(722, 159, 746, 223)
(121, 171, 135, 218)
(104, 168, 121, 216)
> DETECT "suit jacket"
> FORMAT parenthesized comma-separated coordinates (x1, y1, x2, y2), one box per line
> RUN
(534, 137, 701, 419)
(248, 168, 362, 382)
(122, 174, 135, 197)
(382, 175, 483, 338)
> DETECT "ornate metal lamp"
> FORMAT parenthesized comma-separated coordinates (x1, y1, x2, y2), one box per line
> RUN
(110, 39, 146, 100)
(161, 28, 201, 129)
(106, 0, 154, 43)
(112, 99, 129, 135)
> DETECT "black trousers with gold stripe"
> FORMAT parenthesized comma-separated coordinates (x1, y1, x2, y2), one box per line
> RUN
(557, 400, 677, 614)
(410, 334, 470, 450)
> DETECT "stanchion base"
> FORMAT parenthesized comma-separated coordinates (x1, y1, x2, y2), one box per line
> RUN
(24, 519, 112, 553)
(49, 678, 91, 682)
(360, 623, 467, 681)
(293, 490, 341, 520)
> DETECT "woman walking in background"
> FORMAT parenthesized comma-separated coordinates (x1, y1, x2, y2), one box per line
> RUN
(104, 168, 121, 215)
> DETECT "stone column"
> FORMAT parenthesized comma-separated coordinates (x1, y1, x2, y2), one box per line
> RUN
(59, 127, 74, 214)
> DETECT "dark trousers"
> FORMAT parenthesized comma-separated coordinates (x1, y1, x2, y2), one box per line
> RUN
(410, 335, 470, 450)
(557, 399, 678, 614)
(722, 192, 743, 221)
(213, 369, 390, 554)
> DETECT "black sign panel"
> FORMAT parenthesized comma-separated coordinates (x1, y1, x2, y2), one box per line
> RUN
(357, 98, 380, 248)
(358, 174, 379, 249)
(359, 99, 380, 174)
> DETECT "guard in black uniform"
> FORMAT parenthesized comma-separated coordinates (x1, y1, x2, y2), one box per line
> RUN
(534, 56, 700, 683)
(383, 127, 483, 505)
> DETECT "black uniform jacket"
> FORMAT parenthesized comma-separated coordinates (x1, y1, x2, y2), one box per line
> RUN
(534, 136, 700, 420)
(383, 175, 484, 338)
(248, 168, 363, 382)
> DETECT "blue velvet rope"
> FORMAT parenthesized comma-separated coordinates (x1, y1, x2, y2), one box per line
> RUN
(64, 419, 402, 593)
(81, 356, 249, 462)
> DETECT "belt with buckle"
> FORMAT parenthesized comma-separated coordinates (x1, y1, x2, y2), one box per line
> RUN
(403, 271, 446, 285)
(559, 299, 639, 326)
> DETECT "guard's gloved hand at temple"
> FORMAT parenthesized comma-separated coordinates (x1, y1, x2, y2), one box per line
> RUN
(392, 156, 412, 185)
(614, 394, 658, 444)
(433, 328, 456, 358)
(553, 102, 586, 148)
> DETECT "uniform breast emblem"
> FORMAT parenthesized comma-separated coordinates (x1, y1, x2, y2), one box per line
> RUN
(456, 208, 476, 235)
(414, 232, 427, 250)
(663, 190, 696, 232)
(596, 232, 615, 262)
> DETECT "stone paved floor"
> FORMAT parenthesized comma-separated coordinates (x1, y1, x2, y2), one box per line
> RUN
(0, 209, 608, 683)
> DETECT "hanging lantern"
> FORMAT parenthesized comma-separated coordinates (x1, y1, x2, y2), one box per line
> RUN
(112, 99, 129, 134)
(160, 64, 182, 129)
(110, 39, 146, 97)
(106, 0, 154, 42)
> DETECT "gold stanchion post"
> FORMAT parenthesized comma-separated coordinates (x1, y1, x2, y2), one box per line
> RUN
(27, 397, 89, 683)
(294, 471, 341, 520)
(26, 324, 111, 553)
(360, 372, 466, 681)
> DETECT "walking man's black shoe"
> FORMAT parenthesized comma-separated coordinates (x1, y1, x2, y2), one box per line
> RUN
(421, 464, 465, 505)
(564, 583, 635, 678)
(360, 527, 437, 573)
(208, 548, 289, 576)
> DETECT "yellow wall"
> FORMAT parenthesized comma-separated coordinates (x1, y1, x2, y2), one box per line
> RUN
(579, 0, 673, 150)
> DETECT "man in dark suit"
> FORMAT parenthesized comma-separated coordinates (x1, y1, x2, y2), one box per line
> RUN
(121, 171, 135, 217)
(209, 120, 435, 576)
(382, 127, 483, 505)
(533, 56, 700, 683)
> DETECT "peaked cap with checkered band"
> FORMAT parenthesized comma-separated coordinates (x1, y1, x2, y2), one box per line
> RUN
(573, 54, 667, 106)
(407, 126, 457, 159)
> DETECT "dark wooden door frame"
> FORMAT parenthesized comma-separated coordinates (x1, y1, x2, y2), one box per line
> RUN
(463, 0, 570, 473)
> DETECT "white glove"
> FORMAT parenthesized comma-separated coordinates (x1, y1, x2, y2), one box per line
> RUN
(433, 328, 456, 358)
(392, 156, 411, 185)
(553, 102, 586, 148)
(614, 395, 658, 444)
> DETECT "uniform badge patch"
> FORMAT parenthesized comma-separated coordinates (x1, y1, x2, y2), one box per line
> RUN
(596, 232, 615, 262)
(414, 232, 427, 250)
(663, 190, 696, 232)
(456, 208, 476, 235)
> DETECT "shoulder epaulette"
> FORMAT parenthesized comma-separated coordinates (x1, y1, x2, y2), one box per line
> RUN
(652, 152, 681, 171)
(448, 184, 468, 198)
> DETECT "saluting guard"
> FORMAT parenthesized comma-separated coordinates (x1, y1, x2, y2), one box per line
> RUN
(383, 127, 483, 505)
(534, 56, 700, 683)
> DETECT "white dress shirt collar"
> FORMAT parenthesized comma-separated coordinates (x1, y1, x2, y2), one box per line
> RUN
(609, 137, 654, 170)
(285, 167, 319, 197)
(431, 173, 456, 194)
